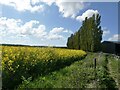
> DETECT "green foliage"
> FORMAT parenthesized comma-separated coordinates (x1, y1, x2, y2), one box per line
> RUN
(67, 34, 74, 49)
(2, 46, 86, 89)
(18, 54, 94, 88)
(21, 76, 32, 88)
(18, 53, 117, 89)
(95, 54, 116, 88)
(67, 14, 103, 52)
(107, 55, 120, 88)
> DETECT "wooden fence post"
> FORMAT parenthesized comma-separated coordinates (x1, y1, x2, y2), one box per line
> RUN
(94, 58, 96, 69)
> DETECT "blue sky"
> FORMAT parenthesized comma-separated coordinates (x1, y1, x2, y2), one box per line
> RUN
(0, 1, 119, 46)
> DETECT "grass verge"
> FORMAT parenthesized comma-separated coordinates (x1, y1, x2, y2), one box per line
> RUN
(18, 52, 118, 89)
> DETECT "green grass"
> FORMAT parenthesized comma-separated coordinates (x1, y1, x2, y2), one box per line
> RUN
(107, 54, 120, 87)
(18, 53, 94, 88)
(18, 52, 119, 89)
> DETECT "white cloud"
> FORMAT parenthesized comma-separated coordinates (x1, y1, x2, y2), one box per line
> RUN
(31, 0, 55, 6)
(41, 0, 55, 6)
(32, 0, 85, 18)
(48, 27, 65, 40)
(0, 0, 45, 13)
(20, 20, 39, 35)
(103, 30, 110, 37)
(30, 5, 45, 13)
(76, 9, 99, 22)
(0, 17, 72, 43)
(32, 25, 47, 38)
(102, 27, 110, 37)
(49, 27, 64, 34)
(55, 1, 84, 18)
(0, 17, 41, 36)
(0, 0, 85, 18)
(39, 0, 86, 18)
(0, 17, 22, 35)
(63, 30, 73, 34)
(47, 27, 73, 40)
(108, 34, 120, 41)
(31, 0, 40, 5)
(0, 0, 86, 18)
(48, 34, 64, 40)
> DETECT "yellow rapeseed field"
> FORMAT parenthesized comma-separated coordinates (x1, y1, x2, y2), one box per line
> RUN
(1, 46, 86, 89)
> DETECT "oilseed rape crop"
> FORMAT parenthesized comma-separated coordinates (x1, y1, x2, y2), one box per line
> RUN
(1, 46, 86, 89)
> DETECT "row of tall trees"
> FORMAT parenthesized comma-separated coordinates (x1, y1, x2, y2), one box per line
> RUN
(67, 14, 103, 52)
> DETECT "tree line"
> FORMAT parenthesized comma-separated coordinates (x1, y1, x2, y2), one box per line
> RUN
(67, 14, 103, 52)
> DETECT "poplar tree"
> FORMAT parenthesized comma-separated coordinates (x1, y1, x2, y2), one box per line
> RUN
(67, 34, 74, 49)
(67, 14, 103, 52)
